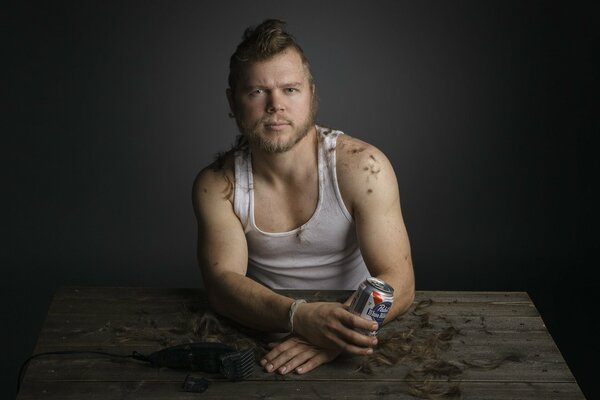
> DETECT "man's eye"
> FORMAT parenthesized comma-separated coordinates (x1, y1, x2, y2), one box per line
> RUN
(285, 88, 298, 93)
(250, 89, 264, 96)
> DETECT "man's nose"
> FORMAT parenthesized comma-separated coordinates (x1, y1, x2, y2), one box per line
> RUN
(266, 91, 285, 113)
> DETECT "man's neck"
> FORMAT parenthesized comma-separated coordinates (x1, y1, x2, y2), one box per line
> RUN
(250, 126, 318, 187)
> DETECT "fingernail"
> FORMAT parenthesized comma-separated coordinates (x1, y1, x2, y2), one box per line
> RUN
(279, 366, 287, 374)
(260, 359, 267, 366)
(266, 363, 274, 372)
(372, 338, 378, 345)
(367, 348, 373, 354)
(296, 367, 303, 373)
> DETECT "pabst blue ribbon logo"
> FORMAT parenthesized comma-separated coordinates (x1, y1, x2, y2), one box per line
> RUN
(366, 302, 392, 325)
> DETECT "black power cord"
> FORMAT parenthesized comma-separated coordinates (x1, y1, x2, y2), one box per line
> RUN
(17, 350, 148, 394)
(17, 343, 254, 395)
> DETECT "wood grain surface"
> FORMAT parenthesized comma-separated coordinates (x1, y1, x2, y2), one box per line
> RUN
(17, 288, 586, 399)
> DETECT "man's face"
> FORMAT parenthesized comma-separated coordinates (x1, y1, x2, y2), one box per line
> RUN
(228, 48, 316, 154)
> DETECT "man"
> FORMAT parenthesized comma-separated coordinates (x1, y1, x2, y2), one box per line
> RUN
(192, 19, 414, 375)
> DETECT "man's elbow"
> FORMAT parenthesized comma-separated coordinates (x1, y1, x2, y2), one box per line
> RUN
(395, 284, 415, 316)
(402, 288, 416, 313)
(202, 271, 240, 318)
(205, 290, 224, 315)
(204, 282, 233, 318)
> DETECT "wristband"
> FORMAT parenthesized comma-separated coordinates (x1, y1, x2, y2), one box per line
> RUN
(288, 299, 307, 333)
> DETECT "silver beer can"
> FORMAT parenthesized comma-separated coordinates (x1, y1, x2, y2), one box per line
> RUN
(348, 277, 395, 336)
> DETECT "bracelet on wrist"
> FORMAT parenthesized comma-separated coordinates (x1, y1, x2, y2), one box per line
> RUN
(288, 299, 307, 333)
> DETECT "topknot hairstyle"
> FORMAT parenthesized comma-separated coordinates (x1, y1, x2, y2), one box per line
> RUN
(228, 19, 313, 91)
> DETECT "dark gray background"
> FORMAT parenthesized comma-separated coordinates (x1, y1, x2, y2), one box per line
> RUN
(4, 1, 598, 398)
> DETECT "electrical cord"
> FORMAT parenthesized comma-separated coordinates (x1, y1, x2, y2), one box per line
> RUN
(17, 350, 148, 394)
(17, 343, 254, 394)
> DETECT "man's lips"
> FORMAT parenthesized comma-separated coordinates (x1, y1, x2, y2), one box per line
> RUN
(264, 121, 290, 126)
(264, 121, 291, 130)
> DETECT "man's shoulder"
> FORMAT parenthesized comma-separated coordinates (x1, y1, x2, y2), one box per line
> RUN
(192, 151, 236, 205)
(335, 133, 391, 177)
(334, 132, 398, 209)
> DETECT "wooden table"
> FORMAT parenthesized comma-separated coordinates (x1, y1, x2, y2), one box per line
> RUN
(17, 288, 585, 399)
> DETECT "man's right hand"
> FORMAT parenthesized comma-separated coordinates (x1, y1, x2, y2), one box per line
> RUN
(293, 301, 378, 354)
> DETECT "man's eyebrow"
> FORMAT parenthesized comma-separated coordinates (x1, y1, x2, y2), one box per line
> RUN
(241, 83, 265, 90)
(280, 81, 302, 87)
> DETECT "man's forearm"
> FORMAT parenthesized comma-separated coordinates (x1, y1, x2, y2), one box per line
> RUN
(205, 271, 294, 333)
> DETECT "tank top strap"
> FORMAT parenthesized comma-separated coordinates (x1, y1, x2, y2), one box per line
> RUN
(234, 149, 252, 231)
(317, 126, 354, 223)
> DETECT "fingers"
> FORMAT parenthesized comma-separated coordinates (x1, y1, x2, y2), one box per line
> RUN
(294, 320, 375, 356)
(261, 337, 314, 374)
(326, 331, 376, 355)
(275, 348, 318, 374)
(340, 326, 378, 349)
(261, 338, 341, 375)
(327, 310, 378, 353)
(293, 302, 380, 355)
(341, 309, 379, 331)
(296, 349, 340, 375)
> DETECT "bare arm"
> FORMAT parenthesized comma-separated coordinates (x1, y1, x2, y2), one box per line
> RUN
(289, 137, 415, 352)
(337, 136, 415, 321)
(192, 164, 294, 332)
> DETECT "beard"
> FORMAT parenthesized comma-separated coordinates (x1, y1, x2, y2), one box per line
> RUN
(234, 96, 317, 154)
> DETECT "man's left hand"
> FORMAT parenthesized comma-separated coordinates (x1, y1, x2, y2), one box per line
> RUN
(260, 335, 341, 375)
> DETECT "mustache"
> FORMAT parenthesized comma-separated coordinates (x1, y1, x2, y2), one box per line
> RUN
(261, 118, 292, 125)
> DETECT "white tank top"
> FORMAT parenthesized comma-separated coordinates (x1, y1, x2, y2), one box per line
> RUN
(233, 125, 370, 290)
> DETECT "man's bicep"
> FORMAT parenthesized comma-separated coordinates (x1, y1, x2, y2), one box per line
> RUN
(355, 188, 411, 277)
(193, 170, 248, 285)
(197, 209, 248, 281)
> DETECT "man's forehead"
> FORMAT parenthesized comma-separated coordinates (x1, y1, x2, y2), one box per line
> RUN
(239, 49, 309, 87)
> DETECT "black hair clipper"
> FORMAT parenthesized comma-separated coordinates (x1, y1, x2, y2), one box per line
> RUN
(134, 342, 255, 381)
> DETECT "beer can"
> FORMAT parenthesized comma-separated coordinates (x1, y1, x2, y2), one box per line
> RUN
(348, 277, 394, 336)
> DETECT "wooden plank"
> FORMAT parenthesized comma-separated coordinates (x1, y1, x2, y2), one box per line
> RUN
(37, 313, 547, 335)
(49, 288, 534, 311)
(34, 329, 564, 353)
(35, 311, 548, 344)
(34, 320, 554, 360)
(45, 296, 541, 318)
(53, 287, 532, 303)
(22, 345, 575, 383)
(17, 381, 586, 400)
(43, 303, 540, 319)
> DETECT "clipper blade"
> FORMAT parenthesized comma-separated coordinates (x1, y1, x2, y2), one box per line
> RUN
(219, 348, 255, 381)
